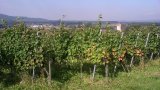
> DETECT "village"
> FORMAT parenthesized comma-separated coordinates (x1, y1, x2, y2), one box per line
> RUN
(28, 22, 127, 32)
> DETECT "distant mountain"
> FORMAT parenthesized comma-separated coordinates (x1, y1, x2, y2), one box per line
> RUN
(0, 14, 48, 21)
(1, 14, 159, 28)
(0, 14, 60, 26)
(0, 14, 100, 26)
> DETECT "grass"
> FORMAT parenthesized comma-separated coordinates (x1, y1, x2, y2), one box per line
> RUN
(1, 59, 160, 90)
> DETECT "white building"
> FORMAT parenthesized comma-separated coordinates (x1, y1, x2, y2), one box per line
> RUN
(109, 23, 123, 31)
(116, 23, 122, 31)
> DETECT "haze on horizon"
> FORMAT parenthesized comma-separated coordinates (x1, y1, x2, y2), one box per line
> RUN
(0, 0, 160, 21)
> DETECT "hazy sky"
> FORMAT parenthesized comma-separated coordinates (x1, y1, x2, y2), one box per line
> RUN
(0, 0, 160, 21)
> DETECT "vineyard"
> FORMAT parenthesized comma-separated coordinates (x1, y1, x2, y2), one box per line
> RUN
(0, 20, 160, 89)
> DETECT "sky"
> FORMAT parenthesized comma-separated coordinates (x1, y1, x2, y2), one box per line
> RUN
(0, 0, 160, 21)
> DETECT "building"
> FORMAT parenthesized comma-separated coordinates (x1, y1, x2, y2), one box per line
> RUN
(109, 23, 122, 31)
(100, 22, 127, 32)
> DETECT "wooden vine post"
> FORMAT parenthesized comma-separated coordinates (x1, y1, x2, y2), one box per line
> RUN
(105, 62, 109, 78)
(114, 32, 124, 73)
(48, 59, 52, 85)
(130, 33, 139, 67)
(32, 67, 35, 85)
(92, 65, 96, 81)
(156, 34, 159, 57)
(149, 33, 155, 60)
(141, 33, 150, 69)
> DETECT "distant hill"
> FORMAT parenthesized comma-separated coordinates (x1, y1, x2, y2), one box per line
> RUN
(0, 14, 99, 27)
(1, 13, 160, 28)
(0, 14, 50, 21)
(0, 14, 60, 26)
